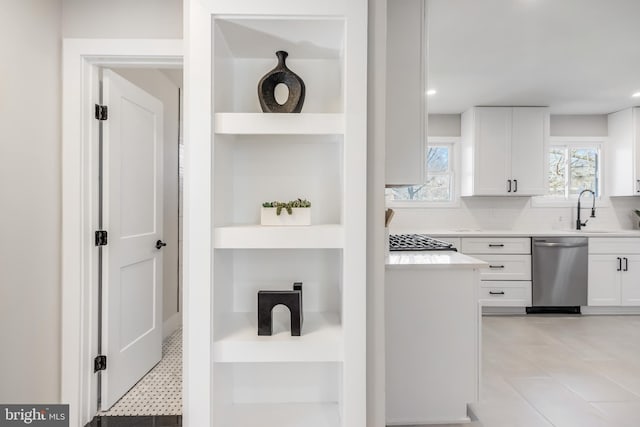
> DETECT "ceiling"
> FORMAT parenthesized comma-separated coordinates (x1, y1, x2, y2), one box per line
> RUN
(427, 0, 640, 114)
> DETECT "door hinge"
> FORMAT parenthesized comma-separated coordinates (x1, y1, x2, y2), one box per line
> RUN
(95, 230, 108, 246)
(94, 355, 107, 372)
(95, 104, 108, 121)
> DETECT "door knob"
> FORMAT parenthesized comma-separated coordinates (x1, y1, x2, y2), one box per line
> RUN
(156, 240, 167, 250)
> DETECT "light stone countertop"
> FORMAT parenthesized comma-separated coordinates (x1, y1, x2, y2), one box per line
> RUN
(390, 229, 640, 237)
(385, 250, 487, 269)
(385, 229, 640, 267)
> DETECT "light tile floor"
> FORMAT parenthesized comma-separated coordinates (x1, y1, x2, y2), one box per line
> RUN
(470, 315, 640, 427)
(101, 329, 182, 416)
(100, 317, 640, 425)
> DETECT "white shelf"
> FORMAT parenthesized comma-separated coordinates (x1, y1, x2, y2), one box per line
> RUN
(214, 225, 344, 249)
(213, 312, 343, 363)
(218, 403, 339, 427)
(214, 113, 344, 135)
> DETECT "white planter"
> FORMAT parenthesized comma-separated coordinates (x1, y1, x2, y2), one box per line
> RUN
(261, 207, 311, 226)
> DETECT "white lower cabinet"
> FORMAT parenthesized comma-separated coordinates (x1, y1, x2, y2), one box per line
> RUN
(461, 237, 532, 307)
(588, 238, 640, 307)
(588, 255, 621, 306)
(589, 255, 640, 306)
(461, 237, 531, 254)
(622, 256, 640, 305)
(480, 281, 532, 306)
(386, 265, 480, 425)
(473, 254, 531, 281)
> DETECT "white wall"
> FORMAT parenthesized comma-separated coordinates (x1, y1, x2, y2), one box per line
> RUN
(429, 113, 608, 138)
(0, 0, 62, 403)
(62, 0, 182, 39)
(550, 114, 607, 137)
(367, 0, 387, 424)
(112, 68, 182, 335)
(0, 0, 183, 406)
(391, 114, 638, 233)
(428, 114, 461, 137)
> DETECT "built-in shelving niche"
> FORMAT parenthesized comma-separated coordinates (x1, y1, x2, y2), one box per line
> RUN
(210, 13, 352, 427)
(212, 249, 344, 427)
(212, 362, 342, 427)
(212, 16, 345, 113)
(213, 135, 344, 231)
(213, 249, 343, 361)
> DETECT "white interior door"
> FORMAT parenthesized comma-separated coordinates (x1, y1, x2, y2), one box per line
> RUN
(101, 69, 164, 410)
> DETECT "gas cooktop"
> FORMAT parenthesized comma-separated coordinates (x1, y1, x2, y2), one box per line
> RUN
(389, 234, 457, 252)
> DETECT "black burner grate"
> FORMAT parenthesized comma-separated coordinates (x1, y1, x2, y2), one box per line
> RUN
(389, 234, 456, 251)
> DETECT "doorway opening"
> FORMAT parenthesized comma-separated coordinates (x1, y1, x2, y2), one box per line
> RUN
(61, 39, 183, 427)
(94, 67, 184, 417)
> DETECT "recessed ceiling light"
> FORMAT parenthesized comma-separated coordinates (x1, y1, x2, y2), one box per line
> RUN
(633, 92, 640, 98)
(426, 89, 437, 96)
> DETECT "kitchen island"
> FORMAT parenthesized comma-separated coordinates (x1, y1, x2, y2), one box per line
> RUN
(386, 251, 486, 425)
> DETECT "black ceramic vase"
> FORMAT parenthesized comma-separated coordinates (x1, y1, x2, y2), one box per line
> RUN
(258, 51, 306, 113)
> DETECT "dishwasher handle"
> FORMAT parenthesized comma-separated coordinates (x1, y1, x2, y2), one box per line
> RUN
(534, 241, 588, 248)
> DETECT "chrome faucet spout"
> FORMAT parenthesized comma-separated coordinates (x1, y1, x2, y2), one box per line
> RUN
(576, 189, 596, 230)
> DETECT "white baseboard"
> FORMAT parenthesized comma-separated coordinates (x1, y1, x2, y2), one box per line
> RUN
(582, 306, 640, 315)
(482, 306, 526, 315)
(163, 311, 182, 340)
(482, 306, 640, 316)
(386, 416, 471, 425)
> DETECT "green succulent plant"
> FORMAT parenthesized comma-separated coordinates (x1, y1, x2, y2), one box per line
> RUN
(262, 198, 311, 215)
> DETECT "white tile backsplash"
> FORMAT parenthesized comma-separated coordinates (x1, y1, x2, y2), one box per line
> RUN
(389, 196, 640, 233)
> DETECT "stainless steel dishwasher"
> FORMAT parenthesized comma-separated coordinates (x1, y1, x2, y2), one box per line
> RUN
(530, 237, 588, 313)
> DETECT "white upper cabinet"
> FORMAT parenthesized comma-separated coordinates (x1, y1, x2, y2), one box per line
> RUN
(385, 0, 426, 185)
(463, 107, 511, 195)
(461, 107, 549, 196)
(511, 108, 549, 195)
(607, 107, 640, 196)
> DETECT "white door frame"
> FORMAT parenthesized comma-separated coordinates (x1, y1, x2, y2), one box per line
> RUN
(61, 38, 182, 427)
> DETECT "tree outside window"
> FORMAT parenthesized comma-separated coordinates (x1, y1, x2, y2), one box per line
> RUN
(388, 144, 453, 202)
(548, 145, 600, 199)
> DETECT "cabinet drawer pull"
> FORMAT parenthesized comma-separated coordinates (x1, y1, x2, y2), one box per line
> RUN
(489, 291, 505, 295)
(489, 265, 505, 269)
(488, 244, 505, 248)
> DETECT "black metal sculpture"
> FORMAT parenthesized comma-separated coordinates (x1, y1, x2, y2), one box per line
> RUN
(257, 51, 306, 113)
(257, 282, 303, 336)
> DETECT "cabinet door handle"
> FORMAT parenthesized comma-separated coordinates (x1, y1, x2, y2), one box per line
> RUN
(507, 179, 512, 193)
(637, 180, 640, 193)
(514, 179, 518, 193)
(617, 257, 622, 271)
(489, 265, 505, 269)
(489, 291, 505, 295)
(488, 244, 505, 248)
(624, 257, 629, 272)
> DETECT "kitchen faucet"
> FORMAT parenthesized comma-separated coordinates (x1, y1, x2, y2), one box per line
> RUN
(576, 189, 596, 230)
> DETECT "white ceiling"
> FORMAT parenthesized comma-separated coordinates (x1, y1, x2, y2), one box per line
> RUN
(427, 0, 640, 114)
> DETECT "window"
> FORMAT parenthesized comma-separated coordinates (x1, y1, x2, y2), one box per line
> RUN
(387, 142, 455, 203)
(547, 143, 601, 199)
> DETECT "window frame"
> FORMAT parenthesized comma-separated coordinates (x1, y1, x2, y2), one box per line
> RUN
(386, 136, 461, 208)
(532, 137, 608, 208)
